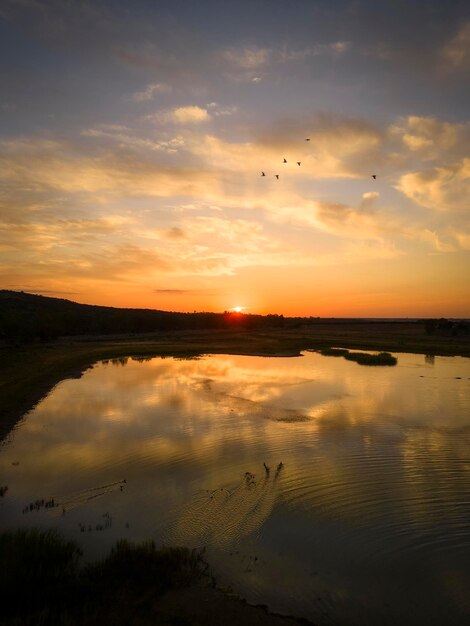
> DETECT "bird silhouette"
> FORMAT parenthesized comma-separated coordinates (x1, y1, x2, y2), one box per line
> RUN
(275, 174, 279, 179)
(283, 158, 287, 163)
(261, 171, 265, 176)
(297, 161, 301, 166)
(371, 174, 377, 179)
(305, 138, 310, 141)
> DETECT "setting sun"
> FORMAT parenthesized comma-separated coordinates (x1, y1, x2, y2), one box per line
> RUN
(232, 306, 244, 313)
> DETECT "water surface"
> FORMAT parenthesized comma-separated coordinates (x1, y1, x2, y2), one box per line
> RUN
(1, 351, 469, 625)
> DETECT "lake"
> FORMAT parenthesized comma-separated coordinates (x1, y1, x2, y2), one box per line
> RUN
(1, 350, 469, 625)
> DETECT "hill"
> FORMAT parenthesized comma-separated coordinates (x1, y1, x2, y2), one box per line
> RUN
(0, 291, 285, 342)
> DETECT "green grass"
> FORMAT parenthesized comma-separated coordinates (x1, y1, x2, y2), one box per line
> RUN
(0, 529, 204, 625)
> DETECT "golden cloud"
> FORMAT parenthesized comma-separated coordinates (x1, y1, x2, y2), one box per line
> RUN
(171, 106, 210, 124)
(398, 159, 470, 212)
(148, 106, 211, 125)
(392, 116, 468, 161)
(1, 109, 469, 304)
(0, 137, 221, 198)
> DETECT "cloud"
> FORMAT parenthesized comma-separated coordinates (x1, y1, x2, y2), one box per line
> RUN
(115, 42, 201, 87)
(0, 138, 309, 281)
(0, 136, 220, 198)
(0, 229, 172, 288)
(117, 45, 171, 70)
(218, 42, 351, 81)
(131, 82, 171, 102)
(206, 102, 238, 116)
(451, 230, 470, 250)
(212, 106, 238, 117)
(360, 191, 380, 208)
(397, 159, 470, 212)
(391, 115, 469, 161)
(148, 106, 211, 125)
(5, 287, 80, 296)
(82, 126, 185, 153)
(2, 109, 469, 303)
(278, 41, 351, 62)
(171, 106, 210, 124)
(155, 288, 219, 296)
(191, 115, 384, 180)
(220, 46, 271, 71)
(171, 106, 210, 123)
(440, 20, 470, 71)
(313, 192, 411, 251)
(314, 200, 382, 237)
(417, 229, 456, 253)
(0, 117, 388, 233)
(163, 227, 186, 240)
(390, 116, 470, 241)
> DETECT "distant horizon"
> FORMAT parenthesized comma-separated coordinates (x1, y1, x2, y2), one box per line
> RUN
(2, 289, 468, 320)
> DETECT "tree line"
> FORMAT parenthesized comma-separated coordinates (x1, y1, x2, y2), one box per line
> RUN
(0, 291, 285, 343)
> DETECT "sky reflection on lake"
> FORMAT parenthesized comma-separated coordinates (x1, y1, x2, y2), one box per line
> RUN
(1, 351, 469, 625)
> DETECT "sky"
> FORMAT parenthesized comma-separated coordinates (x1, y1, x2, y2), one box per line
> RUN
(0, 0, 469, 317)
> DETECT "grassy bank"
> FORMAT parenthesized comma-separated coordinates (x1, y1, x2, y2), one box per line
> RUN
(0, 529, 309, 626)
(1, 322, 469, 441)
(0, 528, 202, 625)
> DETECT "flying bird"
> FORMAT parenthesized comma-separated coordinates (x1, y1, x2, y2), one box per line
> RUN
(275, 174, 279, 179)
(283, 158, 287, 163)
(305, 138, 310, 141)
(261, 171, 265, 176)
(371, 174, 377, 179)
(297, 161, 301, 166)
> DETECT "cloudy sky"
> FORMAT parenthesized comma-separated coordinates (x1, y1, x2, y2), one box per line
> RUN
(1, 0, 469, 316)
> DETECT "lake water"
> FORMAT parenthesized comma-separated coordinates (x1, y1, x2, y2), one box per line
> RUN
(1, 350, 469, 625)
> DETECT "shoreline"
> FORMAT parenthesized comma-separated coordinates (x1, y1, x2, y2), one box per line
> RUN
(0, 528, 314, 626)
(1, 323, 469, 442)
(156, 575, 315, 626)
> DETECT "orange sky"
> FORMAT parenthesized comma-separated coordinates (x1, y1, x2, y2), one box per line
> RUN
(1, 1, 469, 317)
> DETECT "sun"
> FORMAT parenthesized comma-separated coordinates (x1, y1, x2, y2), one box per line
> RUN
(233, 306, 244, 313)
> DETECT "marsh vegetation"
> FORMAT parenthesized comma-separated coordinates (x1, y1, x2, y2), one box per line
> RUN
(0, 529, 204, 625)
(319, 348, 397, 365)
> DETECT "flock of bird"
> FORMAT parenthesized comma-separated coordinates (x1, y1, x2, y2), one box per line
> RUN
(260, 137, 377, 180)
